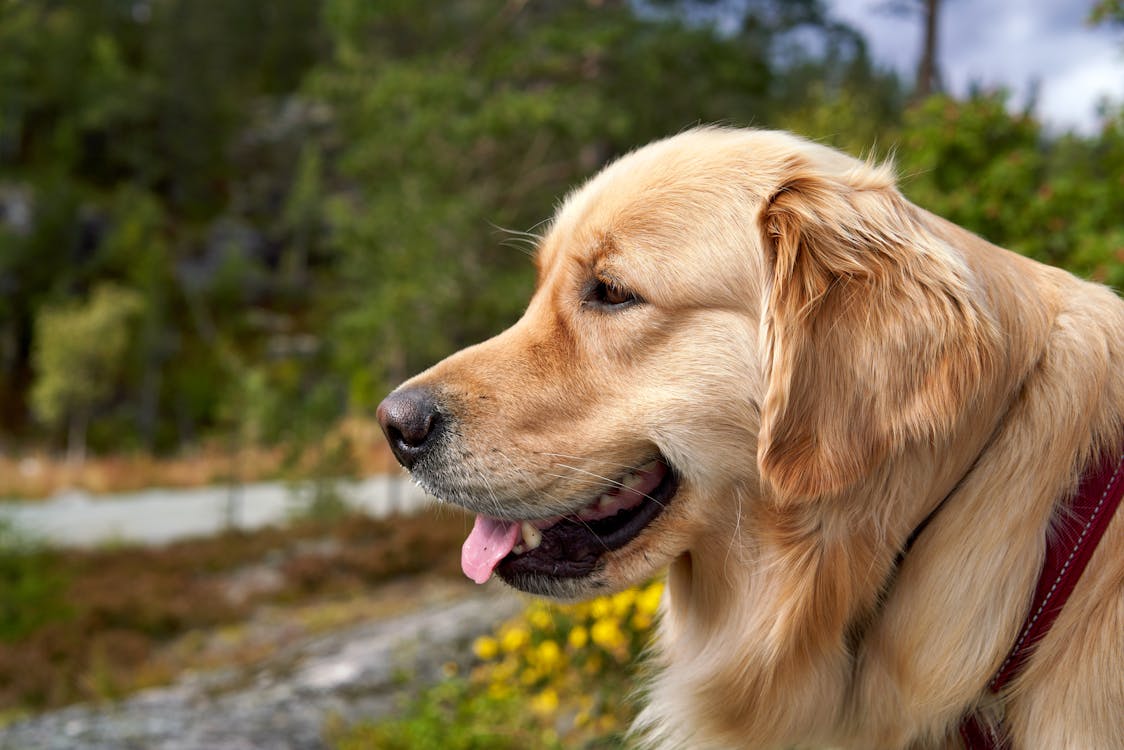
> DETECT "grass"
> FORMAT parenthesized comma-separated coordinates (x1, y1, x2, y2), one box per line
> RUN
(0, 508, 472, 712)
(330, 679, 572, 750)
(332, 581, 665, 750)
(0, 417, 398, 499)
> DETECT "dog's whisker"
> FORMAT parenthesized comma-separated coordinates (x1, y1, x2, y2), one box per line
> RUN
(491, 451, 597, 506)
(488, 451, 579, 513)
(535, 451, 646, 471)
(474, 466, 505, 519)
(540, 472, 606, 486)
(550, 462, 633, 490)
(551, 462, 668, 510)
(489, 222, 545, 258)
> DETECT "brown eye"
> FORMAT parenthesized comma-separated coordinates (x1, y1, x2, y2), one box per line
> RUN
(587, 278, 640, 309)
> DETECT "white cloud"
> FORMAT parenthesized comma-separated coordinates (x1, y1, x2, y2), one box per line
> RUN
(827, 0, 1124, 133)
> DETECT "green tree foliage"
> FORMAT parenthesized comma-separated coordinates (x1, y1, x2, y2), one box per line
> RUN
(0, 0, 326, 449)
(31, 284, 144, 462)
(0, 0, 1120, 458)
(895, 93, 1124, 284)
(1090, 0, 1124, 25)
(308, 0, 880, 409)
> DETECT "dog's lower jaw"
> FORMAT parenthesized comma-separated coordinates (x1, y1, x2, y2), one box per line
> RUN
(499, 569, 611, 600)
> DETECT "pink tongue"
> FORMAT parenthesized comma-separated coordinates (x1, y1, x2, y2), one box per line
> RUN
(461, 515, 520, 584)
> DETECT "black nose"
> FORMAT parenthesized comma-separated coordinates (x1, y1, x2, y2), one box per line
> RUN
(377, 387, 440, 469)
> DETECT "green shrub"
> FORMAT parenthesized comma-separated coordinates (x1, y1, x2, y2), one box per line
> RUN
(0, 519, 72, 642)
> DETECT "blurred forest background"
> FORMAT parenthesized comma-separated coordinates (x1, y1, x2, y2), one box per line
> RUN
(3, 0, 1122, 473)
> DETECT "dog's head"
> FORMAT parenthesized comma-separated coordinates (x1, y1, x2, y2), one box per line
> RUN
(377, 128, 992, 599)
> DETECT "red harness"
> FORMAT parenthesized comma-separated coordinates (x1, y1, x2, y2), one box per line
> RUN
(957, 449, 1124, 749)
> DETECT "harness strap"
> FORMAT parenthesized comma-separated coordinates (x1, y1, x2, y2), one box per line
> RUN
(958, 449, 1124, 749)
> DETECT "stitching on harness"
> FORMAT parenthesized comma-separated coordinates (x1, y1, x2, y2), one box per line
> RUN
(987, 452, 1124, 690)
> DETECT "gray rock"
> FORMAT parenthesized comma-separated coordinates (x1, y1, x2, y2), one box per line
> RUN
(0, 588, 523, 750)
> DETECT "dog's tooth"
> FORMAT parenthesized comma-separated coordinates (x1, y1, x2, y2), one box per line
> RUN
(622, 472, 644, 490)
(513, 543, 526, 555)
(597, 493, 616, 511)
(637, 460, 660, 474)
(521, 522, 542, 550)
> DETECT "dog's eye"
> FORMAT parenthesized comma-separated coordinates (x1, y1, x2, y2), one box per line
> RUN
(587, 278, 640, 309)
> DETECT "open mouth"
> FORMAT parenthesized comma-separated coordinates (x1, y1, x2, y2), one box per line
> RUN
(460, 457, 679, 585)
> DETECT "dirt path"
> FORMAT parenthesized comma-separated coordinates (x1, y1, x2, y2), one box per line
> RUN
(0, 580, 522, 750)
(1, 476, 429, 546)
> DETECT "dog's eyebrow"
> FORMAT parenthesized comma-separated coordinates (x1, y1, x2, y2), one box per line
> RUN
(589, 232, 621, 266)
(534, 230, 622, 284)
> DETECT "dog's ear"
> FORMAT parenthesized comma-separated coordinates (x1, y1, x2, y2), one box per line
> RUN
(757, 159, 994, 501)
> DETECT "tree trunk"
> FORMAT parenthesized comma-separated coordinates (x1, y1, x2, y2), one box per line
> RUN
(915, 0, 941, 98)
(137, 334, 163, 451)
(66, 409, 88, 467)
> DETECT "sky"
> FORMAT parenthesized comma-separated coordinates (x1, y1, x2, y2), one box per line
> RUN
(827, 0, 1124, 133)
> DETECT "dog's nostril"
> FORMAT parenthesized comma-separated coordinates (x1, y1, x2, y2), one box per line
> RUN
(376, 387, 440, 468)
(388, 412, 432, 448)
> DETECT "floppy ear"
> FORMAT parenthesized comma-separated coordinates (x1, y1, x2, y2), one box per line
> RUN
(757, 159, 995, 501)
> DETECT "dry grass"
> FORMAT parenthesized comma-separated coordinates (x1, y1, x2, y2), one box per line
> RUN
(0, 418, 399, 499)
(141, 575, 477, 697)
(0, 509, 472, 711)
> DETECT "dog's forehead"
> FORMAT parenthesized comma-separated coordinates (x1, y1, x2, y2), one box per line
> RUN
(535, 144, 724, 271)
(535, 129, 798, 276)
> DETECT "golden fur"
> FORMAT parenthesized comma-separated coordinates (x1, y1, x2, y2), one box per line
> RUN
(392, 128, 1124, 749)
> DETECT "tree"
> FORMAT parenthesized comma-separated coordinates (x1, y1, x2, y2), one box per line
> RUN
(308, 0, 887, 408)
(0, 0, 910, 453)
(880, 0, 946, 98)
(1090, 0, 1124, 25)
(30, 284, 144, 463)
(915, 0, 942, 97)
(896, 93, 1124, 288)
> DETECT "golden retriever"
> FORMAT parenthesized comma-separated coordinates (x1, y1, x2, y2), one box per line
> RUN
(377, 128, 1124, 749)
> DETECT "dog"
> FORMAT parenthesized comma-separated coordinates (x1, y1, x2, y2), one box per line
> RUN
(377, 128, 1124, 749)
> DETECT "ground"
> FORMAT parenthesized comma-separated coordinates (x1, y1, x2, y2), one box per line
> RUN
(0, 575, 522, 750)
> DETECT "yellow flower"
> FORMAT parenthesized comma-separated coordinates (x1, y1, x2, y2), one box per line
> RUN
(473, 635, 499, 661)
(591, 618, 625, 650)
(499, 624, 530, 654)
(590, 597, 612, 619)
(530, 687, 560, 716)
(534, 639, 562, 670)
(528, 606, 553, 631)
(636, 580, 664, 616)
(631, 612, 652, 631)
(567, 625, 589, 650)
(611, 588, 636, 617)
